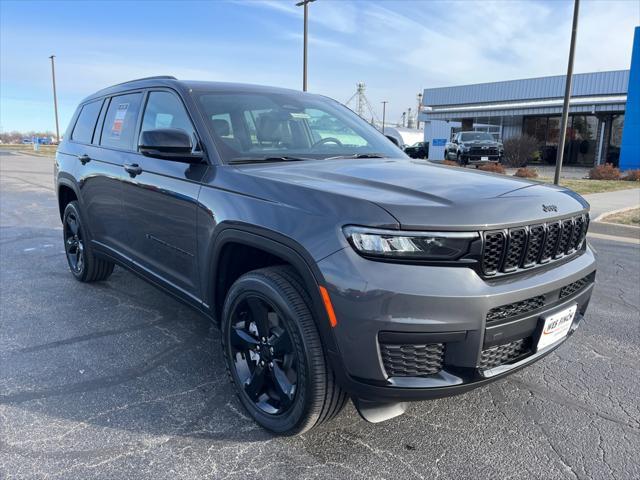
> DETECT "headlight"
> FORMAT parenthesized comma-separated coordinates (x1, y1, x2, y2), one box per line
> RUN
(343, 226, 478, 260)
(460, 144, 470, 151)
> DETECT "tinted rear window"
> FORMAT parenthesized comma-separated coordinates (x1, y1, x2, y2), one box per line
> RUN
(71, 100, 103, 143)
(100, 93, 143, 150)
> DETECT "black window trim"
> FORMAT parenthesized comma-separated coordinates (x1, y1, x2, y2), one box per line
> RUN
(97, 89, 146, 153)
(69, 98, 106, 146)
(137, 87, 206, 161)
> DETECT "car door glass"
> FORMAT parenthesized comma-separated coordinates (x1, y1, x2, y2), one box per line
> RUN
(100, 93, 143, 150)
(71, 99, 103, 144)
(140, 91, 197, 148)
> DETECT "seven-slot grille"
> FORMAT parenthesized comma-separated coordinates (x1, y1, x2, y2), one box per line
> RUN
(482, 213, 589, 276)
(380, 343, 445, 377)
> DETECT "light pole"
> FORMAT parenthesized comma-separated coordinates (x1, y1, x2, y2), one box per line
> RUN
(49, 55, 60, 143)
(381, 101, 388, 134)
(296, 0, 316, 92)
(554, 0, 580, 185)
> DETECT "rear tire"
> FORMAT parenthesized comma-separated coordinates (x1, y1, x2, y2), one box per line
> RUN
(63, 201, 114, 282)
(221, 266, 347, 435)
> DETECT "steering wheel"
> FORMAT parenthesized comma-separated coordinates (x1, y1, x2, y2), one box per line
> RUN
(312, 137, 343, 148)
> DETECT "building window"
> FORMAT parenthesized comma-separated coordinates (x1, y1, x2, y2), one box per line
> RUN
(608, 114, 625, 166)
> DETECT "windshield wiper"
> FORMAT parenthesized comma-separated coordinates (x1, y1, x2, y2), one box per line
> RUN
(228, 156, 312, 165)
(324, 153, 387, 160)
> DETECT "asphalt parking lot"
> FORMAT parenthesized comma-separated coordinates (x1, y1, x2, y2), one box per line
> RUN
(1, 151, 639, 480)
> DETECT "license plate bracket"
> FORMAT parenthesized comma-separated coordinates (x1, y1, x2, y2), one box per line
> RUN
(537, 304, 577, 351)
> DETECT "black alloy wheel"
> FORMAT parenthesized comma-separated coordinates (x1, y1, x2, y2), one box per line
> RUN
(221, 266, 347, 435)
(62, 201, 115, 282)
(228, 294, 298, 415)
(64, 210, 85, 275)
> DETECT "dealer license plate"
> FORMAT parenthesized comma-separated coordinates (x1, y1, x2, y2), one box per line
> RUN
(481, 156, 489, 161)
(537, 304, 577, 351)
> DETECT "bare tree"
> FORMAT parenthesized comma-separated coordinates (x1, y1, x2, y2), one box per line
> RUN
(502, 135, 539, 167)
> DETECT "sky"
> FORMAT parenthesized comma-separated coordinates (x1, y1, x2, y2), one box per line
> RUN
(1, 0, 638, 133)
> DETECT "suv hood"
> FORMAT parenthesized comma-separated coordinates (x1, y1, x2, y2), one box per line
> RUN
(239, 158, 589, 230)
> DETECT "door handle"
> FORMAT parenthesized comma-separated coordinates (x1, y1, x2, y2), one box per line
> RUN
(78, 154, 91, 165)
(124, 163, 143, 177)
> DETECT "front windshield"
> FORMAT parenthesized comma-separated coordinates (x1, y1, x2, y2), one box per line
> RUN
(195, 91, 404, 163)
(460, 132, 494, 142)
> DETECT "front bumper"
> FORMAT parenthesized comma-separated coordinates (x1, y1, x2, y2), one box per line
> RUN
(463, 154, 501, 164)
(318, 244, 596, 402)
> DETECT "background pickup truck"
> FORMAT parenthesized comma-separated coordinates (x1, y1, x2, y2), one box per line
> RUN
(444, 132, 503, 166)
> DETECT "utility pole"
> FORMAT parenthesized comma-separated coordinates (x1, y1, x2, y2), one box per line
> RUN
(554, 0, 580, 185)
(416, 92, 423, 129)
(49, 55, 60, 143)
(296, 0, 316, 92)
(381, 101, 388, 134)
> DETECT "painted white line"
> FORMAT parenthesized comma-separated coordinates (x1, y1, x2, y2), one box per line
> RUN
(587, 232, 640, 245)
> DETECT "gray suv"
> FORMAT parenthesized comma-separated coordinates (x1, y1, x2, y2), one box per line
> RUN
(55, 77, 596, 435)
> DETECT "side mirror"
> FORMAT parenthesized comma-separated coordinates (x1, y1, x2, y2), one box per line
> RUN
(385, 135, 400, 147)
(139, 128, 202, 162)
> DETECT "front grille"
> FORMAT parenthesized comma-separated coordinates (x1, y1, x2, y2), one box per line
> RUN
(380, 343, 445, 377)
(486, 295, 545, 323)
(469, 147, 499, 156)
(479, 338, 533, 370)
(560, 273, 595, 299)
(503, 228, 526, 271)
(482, 232, 506, 275)
(523, 224, 545, 267)
(481, 214, 589, 276)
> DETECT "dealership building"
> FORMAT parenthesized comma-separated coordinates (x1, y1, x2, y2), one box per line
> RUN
(419, 28, 639, 171)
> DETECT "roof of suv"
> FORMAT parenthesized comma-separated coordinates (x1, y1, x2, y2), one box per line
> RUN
(82, 76, 306, 104)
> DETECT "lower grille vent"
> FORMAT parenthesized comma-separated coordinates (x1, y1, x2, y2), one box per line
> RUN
(486, 296, 545, 323)
(479, 338, 532, 370)
(560, 273, 595, 299)
(380, 343, 445, 377)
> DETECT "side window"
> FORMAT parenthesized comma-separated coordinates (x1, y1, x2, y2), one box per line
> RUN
(100, 93, 143, 150)
(140, 91, 196, 147)
(71, 100, 103, 144)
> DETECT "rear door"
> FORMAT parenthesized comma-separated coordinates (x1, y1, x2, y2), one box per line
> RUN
(86, 92, 145, 256)
(67, 97, 129, 253)
(120, 89, 208, 302)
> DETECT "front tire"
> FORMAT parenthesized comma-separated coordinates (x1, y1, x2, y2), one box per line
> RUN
(63, 201, 114, 282)
(221, 266, 347, 435)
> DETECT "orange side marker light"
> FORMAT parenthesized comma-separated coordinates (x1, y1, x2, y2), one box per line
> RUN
(319, 286, 338, 328)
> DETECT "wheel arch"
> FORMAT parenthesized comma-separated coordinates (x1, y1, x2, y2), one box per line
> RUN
(205, 224, 344, 373)
(57, 179, 81, 221)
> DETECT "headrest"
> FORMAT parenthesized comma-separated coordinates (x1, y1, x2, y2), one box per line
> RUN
(211, 118, 230, 137)
(256, 113, 285, 142)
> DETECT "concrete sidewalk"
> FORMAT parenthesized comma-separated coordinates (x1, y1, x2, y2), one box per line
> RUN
(583, 188, 640, 220)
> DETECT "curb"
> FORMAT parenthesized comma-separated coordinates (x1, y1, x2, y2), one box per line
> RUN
(594, 205, 640, 223)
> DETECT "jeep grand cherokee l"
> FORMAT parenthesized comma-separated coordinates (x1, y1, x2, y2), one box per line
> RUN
(55, 76, 596, 435)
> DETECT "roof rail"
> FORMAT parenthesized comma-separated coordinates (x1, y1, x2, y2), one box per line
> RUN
(109, 75, 177, 88)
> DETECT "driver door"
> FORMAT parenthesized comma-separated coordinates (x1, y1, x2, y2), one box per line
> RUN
(120, 89, 208, 302)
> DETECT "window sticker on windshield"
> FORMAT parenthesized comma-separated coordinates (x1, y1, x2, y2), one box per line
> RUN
(111, 103, 129, 138)
(290, 112, 310, 119)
